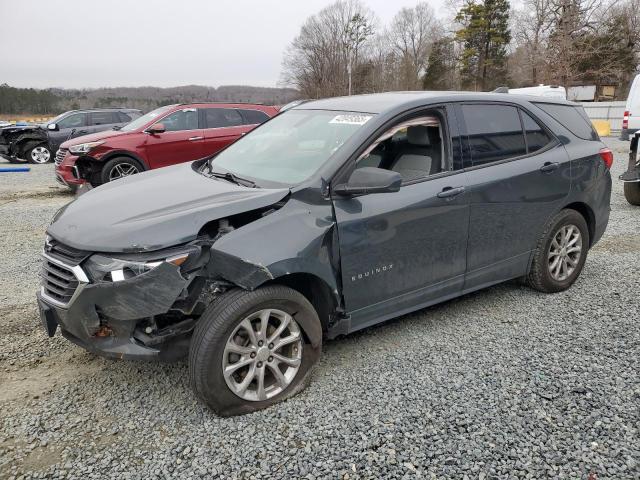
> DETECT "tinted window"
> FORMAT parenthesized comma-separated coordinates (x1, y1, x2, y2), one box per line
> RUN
(462, 104, 526, 165)
(534, 103, 598, 140)
(521, 110, 553, 153)
(155, 109, 198, 131)
(205, 108, 243, 128)
(90, 111, 117, 126)
(57, 113, 86, 129)
(240, 109, 270, 125)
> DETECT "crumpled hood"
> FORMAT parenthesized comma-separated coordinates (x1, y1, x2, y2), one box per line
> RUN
(48, 162, 289, 252)
(60, 129, 130, 148)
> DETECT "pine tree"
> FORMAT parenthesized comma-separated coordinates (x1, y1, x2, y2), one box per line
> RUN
(455, 0, 511, 91)
(422, 38, 457, 90)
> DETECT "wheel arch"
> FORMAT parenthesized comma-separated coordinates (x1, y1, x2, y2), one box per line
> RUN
(97, 150, 149, 170)
(562, 201, 596, 247)
(261, 272, 340, 334)
(18, 139, 50, 158)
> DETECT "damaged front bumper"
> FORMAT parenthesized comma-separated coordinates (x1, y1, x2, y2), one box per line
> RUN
(37, 255, 195, 361)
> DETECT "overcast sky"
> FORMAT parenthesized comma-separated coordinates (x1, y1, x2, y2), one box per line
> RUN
(0, 0, 447, 90)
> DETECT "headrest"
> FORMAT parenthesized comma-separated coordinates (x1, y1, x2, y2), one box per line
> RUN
(427, 126, 441, 144)
(407, 125, 430, 146)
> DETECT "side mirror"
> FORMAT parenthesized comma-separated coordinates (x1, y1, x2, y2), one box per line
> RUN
(47, 123, 58, 131)
(333, 167, 402, 196)
(146, 123, 166, 134)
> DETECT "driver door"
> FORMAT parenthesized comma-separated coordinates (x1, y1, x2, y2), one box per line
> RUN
(332, 107, 470, 330)
(143, 108, 204, 169)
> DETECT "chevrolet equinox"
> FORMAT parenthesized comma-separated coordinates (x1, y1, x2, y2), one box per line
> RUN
(37, 92, 612, 416)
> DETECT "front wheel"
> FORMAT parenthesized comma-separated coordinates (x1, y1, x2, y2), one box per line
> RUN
(527, 209, 589, 293)
(623, 182, 640, 205)
(25, 144, 52, 164)
(189, 286, 321, 416)
(100, 157, 144, 184)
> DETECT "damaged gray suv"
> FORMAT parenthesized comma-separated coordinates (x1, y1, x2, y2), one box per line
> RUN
(37, 92, 612, 415)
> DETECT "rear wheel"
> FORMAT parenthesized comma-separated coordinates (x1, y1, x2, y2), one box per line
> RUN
(624, 182, 640, 205)
(189, 286, 321, 416)
(25, 144, 51, 164)
(100, 157, 144, 184)
(527, 209, 589, 293)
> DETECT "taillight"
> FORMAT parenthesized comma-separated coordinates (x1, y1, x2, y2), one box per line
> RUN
(599, 147, 613, 169)
(623, 110, 629, 130)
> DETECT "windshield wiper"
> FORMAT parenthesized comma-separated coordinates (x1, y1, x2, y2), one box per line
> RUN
(207, 170, 257, 188)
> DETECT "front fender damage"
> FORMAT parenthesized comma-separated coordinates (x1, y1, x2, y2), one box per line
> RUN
(206, 250, 274, 290)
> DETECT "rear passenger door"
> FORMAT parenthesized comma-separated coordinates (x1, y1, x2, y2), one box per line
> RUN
(458, 103, 570, 290)
(201, 108, 248, 156)
(88, 111, 120, 134)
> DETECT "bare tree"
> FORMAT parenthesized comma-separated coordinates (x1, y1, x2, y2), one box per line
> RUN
(545, 0, 607, 87)
(281, 0, 377, 98)
(511, 0, 554, 85)
(389, 2, 441, 90)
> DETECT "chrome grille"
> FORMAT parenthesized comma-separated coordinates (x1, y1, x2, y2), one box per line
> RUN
(44, 237, 90, 265)
(41, 258, 80, 305)
(54, 148, 68, 166)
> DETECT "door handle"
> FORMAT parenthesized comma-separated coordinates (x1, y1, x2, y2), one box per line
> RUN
(540, 161, 559, 173)
(188, 136, 203, 141)
(77, 130, 88, 134)
(437, 186, 465, 199)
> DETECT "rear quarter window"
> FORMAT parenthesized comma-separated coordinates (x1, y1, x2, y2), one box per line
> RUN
(240, 109, 270, 125)
(534, 103, 598, 140)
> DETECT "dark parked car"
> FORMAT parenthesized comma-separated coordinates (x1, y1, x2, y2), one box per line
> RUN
(55, 103, 279, 190)
(0, 108, 141, 164)
(37, 92, 612, 415)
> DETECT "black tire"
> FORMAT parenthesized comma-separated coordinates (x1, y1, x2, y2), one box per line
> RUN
(99, 156, 144, 184)
(25, 144, 52, 164)
(189, 286, 321, 416)
(623, 182, 640, 205)
(527, 209, 590, 293)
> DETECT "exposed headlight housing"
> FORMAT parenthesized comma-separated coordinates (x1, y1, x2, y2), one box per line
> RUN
(68, 140, 105, 154)
(84, 251, 193, 283)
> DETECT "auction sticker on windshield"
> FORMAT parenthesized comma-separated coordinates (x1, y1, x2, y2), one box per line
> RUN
(329, 114, 373, 125)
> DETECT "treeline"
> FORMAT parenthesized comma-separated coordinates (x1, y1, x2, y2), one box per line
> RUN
(281, 0, 640, 98)
(0, 84, 300, 115)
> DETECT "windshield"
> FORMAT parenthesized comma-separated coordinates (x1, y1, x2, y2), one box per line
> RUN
(120, 105, 176, 132)
(47, 112, 68, 125)
(210, 110, 373, 185)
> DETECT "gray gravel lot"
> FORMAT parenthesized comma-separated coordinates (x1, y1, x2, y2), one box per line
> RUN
(1, 140, 639, 479)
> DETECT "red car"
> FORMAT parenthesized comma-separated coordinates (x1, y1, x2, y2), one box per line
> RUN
(55, 103, 279, 189)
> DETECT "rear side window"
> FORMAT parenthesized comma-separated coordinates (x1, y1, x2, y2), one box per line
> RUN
(89, 111, 118, 126)
(239, 109, 270, 125)
(204, 108, 243, 128)
(521, 111, 554, 153)
(534, 103, 598, 140)
(462, 104, 527, 166)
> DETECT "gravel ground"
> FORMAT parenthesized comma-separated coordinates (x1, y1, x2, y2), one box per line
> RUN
(0, 140, 639, 479)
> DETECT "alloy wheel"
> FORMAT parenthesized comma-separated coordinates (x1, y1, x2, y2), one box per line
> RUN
(222, 308, 303, 402)
(108, 163, 139, 181)
(30, 146, 51, 164)
(548, 224, 582, 281)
